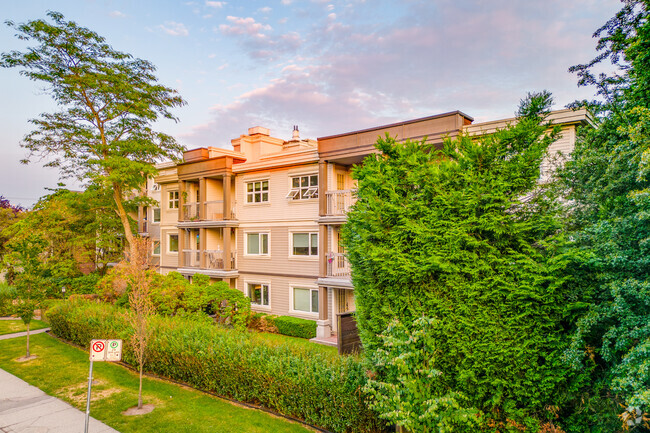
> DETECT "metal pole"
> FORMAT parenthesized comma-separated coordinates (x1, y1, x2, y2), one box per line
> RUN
(84, 359, 93, 433)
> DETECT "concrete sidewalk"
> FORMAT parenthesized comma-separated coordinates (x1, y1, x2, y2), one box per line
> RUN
(0, 328, 50, 341)
(0, 366, 120, 433)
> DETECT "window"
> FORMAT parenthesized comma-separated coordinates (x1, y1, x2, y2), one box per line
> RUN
(152, 183, 161, 191)
(168, 191, 179, 209)
(246, 232, 269, 255)
(292, 232, 318, 256)
(293, 287, 319, 314)
(152, 208, 161, 223)
(286, 174, 318, 200)
(152, 241, 160, 256)
(247, 283, 269, 307)
(168, 234, 179, 253)
(247, 180, 269, 203)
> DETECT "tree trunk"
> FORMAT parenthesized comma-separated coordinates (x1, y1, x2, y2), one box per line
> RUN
(112, 183, 137, 262)
(25, 322, 30, 358)
(138, 362, 143, 409)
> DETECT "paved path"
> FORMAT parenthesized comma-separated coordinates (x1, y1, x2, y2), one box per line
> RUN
(0, 329, 50, 341)
(0, 333, 120, 433)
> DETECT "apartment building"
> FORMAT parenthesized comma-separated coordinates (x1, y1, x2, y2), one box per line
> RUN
(142, 108, 594, 342)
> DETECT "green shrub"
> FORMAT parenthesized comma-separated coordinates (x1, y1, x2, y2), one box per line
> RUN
(47, 299, 386, 433)
(268, 315, 317, 339)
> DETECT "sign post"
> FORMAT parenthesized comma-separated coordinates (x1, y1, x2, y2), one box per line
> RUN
(85, 339, 122, 433)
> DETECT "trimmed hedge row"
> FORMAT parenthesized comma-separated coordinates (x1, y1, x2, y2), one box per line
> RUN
(269, 315, 317, 339)
(47, 299, 386, 433)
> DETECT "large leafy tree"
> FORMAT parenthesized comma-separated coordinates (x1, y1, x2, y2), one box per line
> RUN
(559, 1, 650, 430)
(0, 196, 26, 264)
(1, 12, 186, 260)
(343, 93, 585, 430)
(3, 187, 123, 284)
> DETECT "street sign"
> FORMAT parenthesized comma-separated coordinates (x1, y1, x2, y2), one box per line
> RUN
(89, 339, 122, 362)
(90, 340, 106, 361)
(106, 339, 122, 362)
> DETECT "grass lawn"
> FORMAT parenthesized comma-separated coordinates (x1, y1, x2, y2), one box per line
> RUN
(0, 333, 312, 433)
(0, 319, 49, 336)
(250, 331, 339, 357)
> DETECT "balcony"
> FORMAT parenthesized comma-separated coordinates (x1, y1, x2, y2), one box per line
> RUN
(179, 249, 239, 279)
(179, 200, 237, 228)
(318, 252, 353, 289)
(327, 252, 351, 277)
(183, 203, 201, 221)
(205, 200, 236, 220)
(321, 190, 356, 224)
(181, 249, 237, 270)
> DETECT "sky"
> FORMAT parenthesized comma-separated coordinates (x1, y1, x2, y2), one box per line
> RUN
(1, 0, 623, 208)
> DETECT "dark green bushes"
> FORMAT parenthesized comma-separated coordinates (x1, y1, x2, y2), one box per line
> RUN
(266, 315, 317, 339)
(47, 299, 385, 433)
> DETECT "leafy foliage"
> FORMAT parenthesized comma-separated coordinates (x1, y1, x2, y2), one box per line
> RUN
(47, 299, 386, 433)
(364, 317, 480, 433)
(2, 234, 50, 357)
(1, 12, 186, 258)
(343, 93, 584, 430)
(558, 1, 650, 429)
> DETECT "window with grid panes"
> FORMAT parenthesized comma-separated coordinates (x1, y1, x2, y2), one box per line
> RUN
(287, 174, 318, 200)
(247, 180, 269, 203)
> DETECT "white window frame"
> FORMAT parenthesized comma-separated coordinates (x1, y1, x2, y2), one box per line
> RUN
(290, 231, 318, 258)
(286, 174, 318, 200)
(168, 190, 179, 209)
(245, 281, 271, 309)
(152, 240, 161, 256)
(168, 233, 179, 254)
(290, 285, 319, 316)
(152, 207, 161, 223)
(245, 231, 270, 256)
(246, 179, 270, 204)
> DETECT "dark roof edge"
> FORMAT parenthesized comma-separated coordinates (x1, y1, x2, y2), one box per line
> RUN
(317, 110, 474, 141)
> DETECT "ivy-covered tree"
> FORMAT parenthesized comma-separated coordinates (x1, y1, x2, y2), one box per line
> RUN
(558, 1, 650, 430)
(1, 12, 185, 261)
(343, 92, 584, 430)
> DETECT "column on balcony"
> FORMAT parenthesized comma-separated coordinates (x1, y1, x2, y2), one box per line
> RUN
(199, 227, 206, 268)
(317, 286, 331, 338)
(199, 177, 206, 220)
(319, 224, 327, 278)
(223, 227, 232, 271)
(179, 180, 186, 222)
(137, 206, 144, 233)
(178, 228, 185, 267)
(318, 161, 327, 217)
(223, 175, 231, 220)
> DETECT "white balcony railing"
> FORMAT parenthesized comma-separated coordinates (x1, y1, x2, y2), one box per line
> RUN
(327, 252, 351, 277)
(182, 201, 236, 221)
(205, 200, 236, 220)
(325, 189, 356, 216)
(204, 249, 237, 270)
(183, 203, 201, 220)
(183, 249, 237, 270)
(182, 249, 201, 268)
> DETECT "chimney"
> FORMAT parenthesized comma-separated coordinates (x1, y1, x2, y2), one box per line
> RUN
(292, 125, 300, 140)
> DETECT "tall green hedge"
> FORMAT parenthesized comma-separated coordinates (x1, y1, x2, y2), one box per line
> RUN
(342, 94, 587, 430)
(47, 299, 385, 433)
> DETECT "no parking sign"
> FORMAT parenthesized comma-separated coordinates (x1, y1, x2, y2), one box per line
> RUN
(89, 339, 122, 362)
